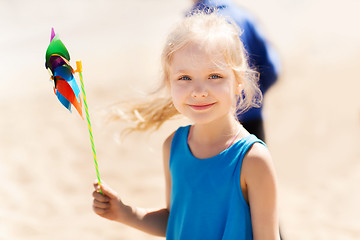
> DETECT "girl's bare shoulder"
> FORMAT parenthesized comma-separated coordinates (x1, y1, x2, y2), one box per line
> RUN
(163, 131, 176, 151)
(162, 131, 177, 161)
(242, 142, 276, 182)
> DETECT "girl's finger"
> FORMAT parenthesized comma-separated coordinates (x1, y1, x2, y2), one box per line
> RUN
(93, 199, 110, 209)
(93, 206, 106, 215)
(92, 190, 110, 202)
(93, 181, 119, 199)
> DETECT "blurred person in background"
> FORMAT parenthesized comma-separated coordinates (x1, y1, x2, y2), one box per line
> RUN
(187, 0, 281, 142)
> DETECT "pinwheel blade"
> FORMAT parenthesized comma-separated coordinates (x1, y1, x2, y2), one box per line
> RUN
(50, 27, 56, 42)
(55, 88, 71, 111)
(45, 33, 70, 65)
(54, 76, 83, 118)
(47, 54, 72, 73)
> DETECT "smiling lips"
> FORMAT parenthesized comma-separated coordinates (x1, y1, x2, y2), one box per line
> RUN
(188, 103, 215, 111)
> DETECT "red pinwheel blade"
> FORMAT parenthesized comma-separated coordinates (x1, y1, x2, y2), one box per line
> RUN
(54, 76, 83, 119)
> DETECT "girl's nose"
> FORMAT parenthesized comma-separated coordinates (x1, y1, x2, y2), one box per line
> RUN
(191, 85, 208, 98)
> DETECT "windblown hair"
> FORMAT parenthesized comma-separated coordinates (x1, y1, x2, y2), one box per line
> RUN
(110, 12, 262, 133)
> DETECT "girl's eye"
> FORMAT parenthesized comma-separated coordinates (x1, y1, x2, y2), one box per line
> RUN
(209, 74, 221, 79)
(179, 75, 191, 81)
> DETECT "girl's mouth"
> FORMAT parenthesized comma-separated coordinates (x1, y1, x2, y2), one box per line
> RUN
(188, 103, 215, 111)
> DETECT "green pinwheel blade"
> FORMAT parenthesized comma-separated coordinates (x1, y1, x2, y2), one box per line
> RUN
(45, 34, 70, 66)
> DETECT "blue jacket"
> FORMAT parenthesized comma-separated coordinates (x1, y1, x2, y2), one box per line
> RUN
(188, 0, 281, 122)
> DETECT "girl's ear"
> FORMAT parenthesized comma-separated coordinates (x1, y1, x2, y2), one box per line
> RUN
(234, 72, 245, 95)
(235, 83, 242, 95)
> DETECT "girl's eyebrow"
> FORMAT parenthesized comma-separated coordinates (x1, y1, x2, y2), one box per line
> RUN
(173, 67, 225, 74)
(173, 69, 188, 74)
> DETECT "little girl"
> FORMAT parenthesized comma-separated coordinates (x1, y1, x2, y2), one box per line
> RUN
(92, 12, 279, 240)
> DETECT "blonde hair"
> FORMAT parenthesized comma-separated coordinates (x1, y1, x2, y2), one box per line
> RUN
(110, 12, 262, 133)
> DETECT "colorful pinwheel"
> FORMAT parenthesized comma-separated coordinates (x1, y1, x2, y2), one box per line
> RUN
(45, 28, 102, 193)
(45, 28, 83, 118)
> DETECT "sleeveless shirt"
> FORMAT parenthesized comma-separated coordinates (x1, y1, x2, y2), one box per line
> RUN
(166, 125, 265, 240)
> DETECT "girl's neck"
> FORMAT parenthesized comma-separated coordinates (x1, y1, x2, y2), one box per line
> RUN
(187, 116, 247, 159)
(188, 115, 246, 149)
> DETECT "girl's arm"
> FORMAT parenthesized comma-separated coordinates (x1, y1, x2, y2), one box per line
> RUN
(92, 133, 174, 237)
(243, 143, 280, 240)
(92, 182, 169, 236)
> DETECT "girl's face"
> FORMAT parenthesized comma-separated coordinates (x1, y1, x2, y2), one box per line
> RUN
(169, 42, 239, 124)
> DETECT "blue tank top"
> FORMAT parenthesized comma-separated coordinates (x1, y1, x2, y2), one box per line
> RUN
(166, 125, 265, 240)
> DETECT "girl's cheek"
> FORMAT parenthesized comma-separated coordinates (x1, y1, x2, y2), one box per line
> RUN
(170, 85, 182, 102)
(170, 87, 185, 113)
(171, 82, 187, 95)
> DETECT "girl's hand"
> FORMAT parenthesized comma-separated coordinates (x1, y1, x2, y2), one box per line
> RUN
(92, 181, 130, 222)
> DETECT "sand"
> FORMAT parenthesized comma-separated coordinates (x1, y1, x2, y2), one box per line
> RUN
(1, 0, 359, 239)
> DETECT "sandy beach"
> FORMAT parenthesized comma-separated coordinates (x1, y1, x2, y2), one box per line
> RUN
(1, 0, 360, 239)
